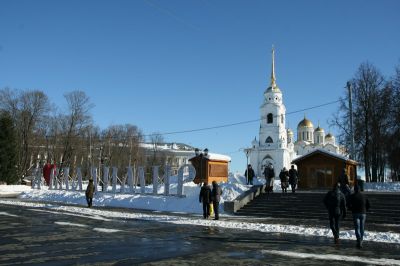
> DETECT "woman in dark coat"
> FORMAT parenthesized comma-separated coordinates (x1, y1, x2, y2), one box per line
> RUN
(279, 167, 289, 193)
(211, 181, 223, 220)
(85, 179, 95, 208)
(199, 182, 212, 219)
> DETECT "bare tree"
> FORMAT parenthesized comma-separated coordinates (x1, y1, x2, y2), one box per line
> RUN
(0, 88, 50, 180)
(387, 64, 400, 180)
(331, 63, 389, 182)
(59, 90, 93, 169)
(101, 124, 143, 177)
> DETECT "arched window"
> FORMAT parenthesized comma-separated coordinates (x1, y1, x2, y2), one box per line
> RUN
(281, 114, 284, 124)
(266, 136, 273, 143)
(267, 113, 273, 124)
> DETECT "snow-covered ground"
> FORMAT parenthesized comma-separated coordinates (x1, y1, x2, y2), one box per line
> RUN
(1, 174, 400, 245)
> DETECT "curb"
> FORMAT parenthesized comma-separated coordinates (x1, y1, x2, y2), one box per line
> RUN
(224, 184, 266, 213)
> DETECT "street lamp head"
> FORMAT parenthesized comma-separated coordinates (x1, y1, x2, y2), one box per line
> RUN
(195, 148, 200, 156)
(203, 148, 209, 156)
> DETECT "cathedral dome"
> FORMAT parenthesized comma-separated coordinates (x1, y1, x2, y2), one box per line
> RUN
(287, 128, 294, 135)
(325, 133, 333, 139)
(314, 126, 324, 133)
(298, 117, 314, 128)
(265, 85, 282, 94)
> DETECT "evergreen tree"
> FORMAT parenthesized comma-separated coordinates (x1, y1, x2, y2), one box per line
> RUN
(0, 111, 18, 184)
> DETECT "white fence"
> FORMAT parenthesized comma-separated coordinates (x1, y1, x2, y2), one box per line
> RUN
(31, 164, 196, 197)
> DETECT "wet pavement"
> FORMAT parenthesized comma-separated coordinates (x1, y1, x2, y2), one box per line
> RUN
(1, 202, 400, 265)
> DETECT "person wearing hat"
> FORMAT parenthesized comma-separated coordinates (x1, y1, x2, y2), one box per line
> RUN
(85, 179, 95, 208)
(244, 164, 255, 185)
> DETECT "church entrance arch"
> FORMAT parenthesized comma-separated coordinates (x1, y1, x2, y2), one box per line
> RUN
(261, 155, 274, 176)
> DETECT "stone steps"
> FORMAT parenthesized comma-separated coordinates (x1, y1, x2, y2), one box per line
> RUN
(235, 191, 400, 225)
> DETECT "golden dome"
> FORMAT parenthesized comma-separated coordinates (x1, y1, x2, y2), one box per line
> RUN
(314, 126, 324, 133)
(297, 117, 314, 128)
(325, 133, 334, 139)
(287, 128, 294, 135)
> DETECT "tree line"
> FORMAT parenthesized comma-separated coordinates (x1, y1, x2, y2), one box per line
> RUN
(0, 89, 169, 184)
(332, 62, 400, 182)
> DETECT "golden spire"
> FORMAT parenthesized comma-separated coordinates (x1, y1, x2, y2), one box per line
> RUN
(270, 45, 276, 88)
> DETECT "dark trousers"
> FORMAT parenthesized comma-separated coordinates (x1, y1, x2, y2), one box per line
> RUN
(290, 183, 297, 193)
(329, 214, 341, 239)
(213, 201, 220, 220)
(86, 196, 93, 207)
(202, 202, 210, 218)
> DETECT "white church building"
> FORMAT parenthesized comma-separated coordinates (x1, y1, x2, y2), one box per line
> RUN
(247, 48, 344, 177)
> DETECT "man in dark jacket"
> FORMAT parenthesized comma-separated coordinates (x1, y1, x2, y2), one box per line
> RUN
(199, 182, 212, 219)
(85, 179, 95, 208)
(288, 165, 298, 193)
(211, 181, 223, 220)
(244, 164, 255, 185)
(323, 182, 347, 244)
(348, 185, 370, 248)
(263, 164, 275, 193)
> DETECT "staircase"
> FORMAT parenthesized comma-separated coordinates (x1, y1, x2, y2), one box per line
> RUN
(235, 191, 400, 228)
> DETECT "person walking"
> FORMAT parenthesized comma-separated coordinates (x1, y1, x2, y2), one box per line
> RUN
(244, 164, 255, 185)
(85, 179, 95, 208)
(263, 164, 275, 195)
(279, 167, 289, 193)
(288, 165, 298, 193)
(211, 181, 223, 220)
(323, 182, 347, 244)
(348, 185, 370, 248)
(199, 182, 212, 219)
(339, 168, 349, 186)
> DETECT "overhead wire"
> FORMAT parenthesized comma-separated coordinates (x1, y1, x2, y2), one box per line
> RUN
(143, 99, 342, 137)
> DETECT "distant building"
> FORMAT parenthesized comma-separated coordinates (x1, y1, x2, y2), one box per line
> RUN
(247, 48, 345, 177)
(140, 142, 195, 175)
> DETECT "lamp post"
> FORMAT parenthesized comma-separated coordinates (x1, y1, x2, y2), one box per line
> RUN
(244, 148, 251, 183)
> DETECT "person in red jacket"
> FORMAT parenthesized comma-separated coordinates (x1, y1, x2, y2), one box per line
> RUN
(42, 161, 52, 186)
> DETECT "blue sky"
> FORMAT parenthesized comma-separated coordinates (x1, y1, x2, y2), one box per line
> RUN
(1, 0, 399, 173)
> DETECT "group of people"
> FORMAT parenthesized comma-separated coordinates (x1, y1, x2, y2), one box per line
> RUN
(323, 169, 370, 248)
(199, 181, 223, 220)
(278, 165, 299, 194)
(244, 164, 299, 194)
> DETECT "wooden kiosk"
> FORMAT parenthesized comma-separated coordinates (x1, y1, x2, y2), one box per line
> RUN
(189, 149, 231, 184)
(291, 149, 358, 190)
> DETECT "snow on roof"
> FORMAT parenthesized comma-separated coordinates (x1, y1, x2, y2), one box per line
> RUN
(189, 152, 231, 162)
(292, 148, 357, 165)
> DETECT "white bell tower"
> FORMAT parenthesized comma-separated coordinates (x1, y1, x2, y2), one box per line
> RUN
(259, 47, 287, 150)
(248, 47, 291, 176)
